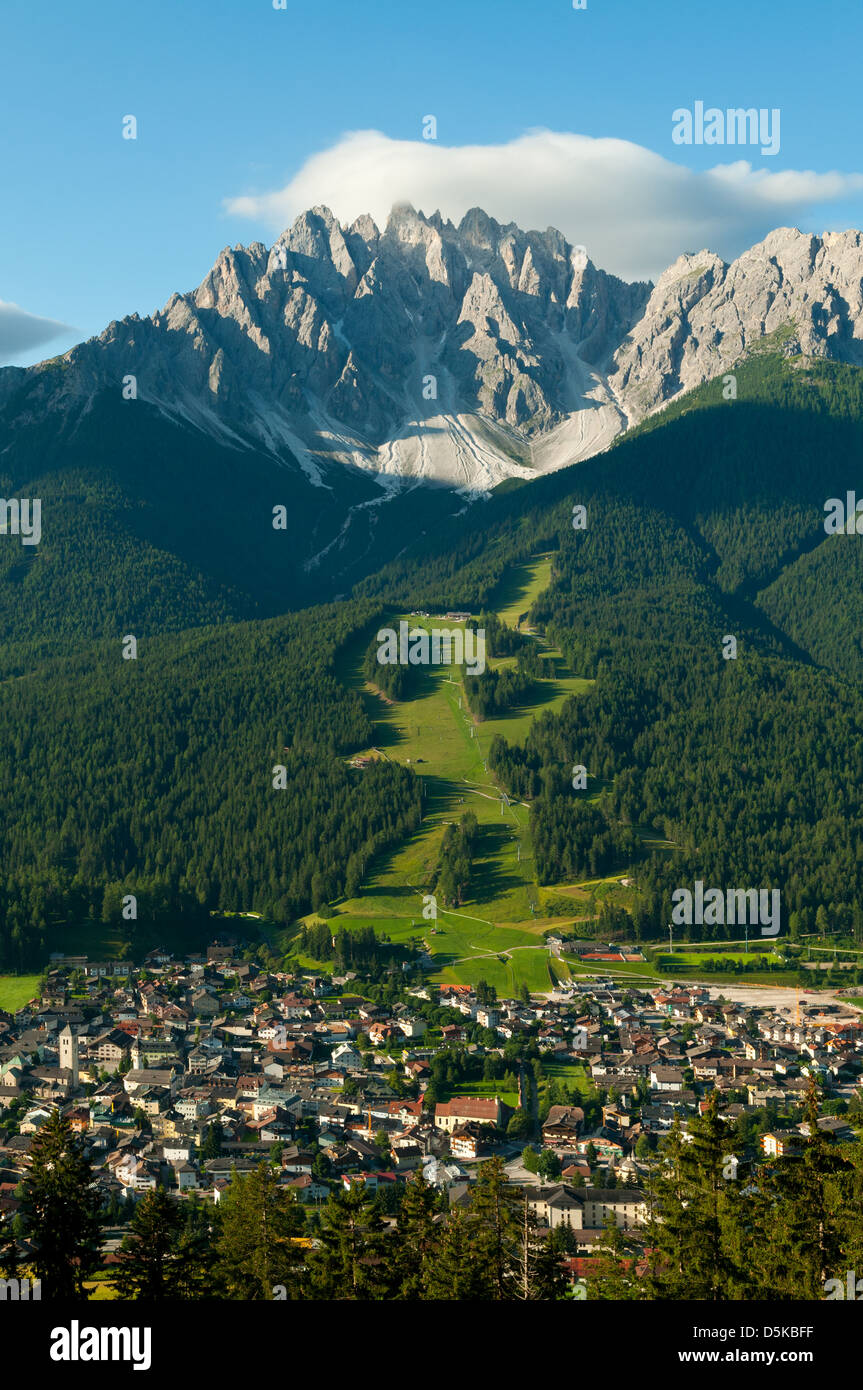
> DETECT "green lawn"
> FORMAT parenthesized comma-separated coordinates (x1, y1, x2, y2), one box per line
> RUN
(651, 951, 802, 986)
(566, 957, 659, 981)
(537, 1060, 598, 1116)
(547, 956, 571, 986)
(442, 1078, 520, 1108)
(659, 950, 779, 966)
(545, 947, 808, 990)
(0, 975, 41, 1011)
(274, 559, 652, 997)
(294, 906, 555, 997)
(437, 939, 555, 996)
(540, 1060, 596, 1095)
(474, 646, 593, 753)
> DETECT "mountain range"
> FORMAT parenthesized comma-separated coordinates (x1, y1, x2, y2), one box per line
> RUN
(4, 208, 863, 619)
(7, 207, 863, 488)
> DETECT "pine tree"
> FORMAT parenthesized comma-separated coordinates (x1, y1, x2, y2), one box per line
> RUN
(172, 1220, 217, 1300)
(748, 1083, 855, 1298)
(18, 1109, 102, 1297)
(467, 1157, 521, 1300)
(216, 1161, 304, 1299)
(304, 1184, 391, 1300)
(642, 1100, 747, 1300)
(114, 1186, 185, 1300)
(423, 1205, 490, 1299)
(512, 1190, 568, 1300)
(587, 1214, 640, 1300)
(200, 1122, 222, 1159)
(389, 1171, 439, 1299)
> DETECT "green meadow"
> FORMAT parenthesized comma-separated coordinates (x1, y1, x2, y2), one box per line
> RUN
(538, 1060, 597, 1105)
(441, 1077, 521, 1108)
(0, 975, 42, 1011)
(492, 553, 557, 630)
(302, 555, 599, 992)
(474, 555, 594, 755)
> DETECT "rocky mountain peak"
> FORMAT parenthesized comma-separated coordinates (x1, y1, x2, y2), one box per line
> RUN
(6, 209, 863, 494)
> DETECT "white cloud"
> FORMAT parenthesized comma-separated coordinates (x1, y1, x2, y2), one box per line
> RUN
(225, 129, 863, 282)
(0, 300, 74, 362)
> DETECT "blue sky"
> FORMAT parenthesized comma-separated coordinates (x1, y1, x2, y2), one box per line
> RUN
(2, 0, 862, 364)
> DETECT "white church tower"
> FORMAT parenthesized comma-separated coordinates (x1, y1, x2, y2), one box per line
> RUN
(59, 1024, 79, 1088)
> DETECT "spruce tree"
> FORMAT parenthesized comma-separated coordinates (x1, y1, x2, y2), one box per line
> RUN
(389, 1171, 439, 1299)
(115, 1186, 185, 1300)
(19, 1109, 102, 1297)
(172, 1220, 217, 1300)
(423, 1204, 491, 1299)
(642, 1100, 747, 1300)
(304, 1184, 391, 1300)
(512, 1190, 568, 1300)
(748, 1084, 856, 1298)
(467, 1157, 521, 1300)
(216, 1161, 304, 1299)
(587, 1214, 640, 1300)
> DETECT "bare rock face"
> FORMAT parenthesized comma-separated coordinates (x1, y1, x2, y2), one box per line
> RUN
(610, 228, 863, 421)
(5, 212, 863, 491)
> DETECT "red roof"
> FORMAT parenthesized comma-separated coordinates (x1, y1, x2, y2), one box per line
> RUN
(435, 1097, 501, 1121)
(385, 1099, 423, 1116)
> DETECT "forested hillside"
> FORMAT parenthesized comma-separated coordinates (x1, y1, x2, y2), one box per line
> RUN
(482, 356, 863, 939)
(0, 385, 464, 653)
(1, 351, 862, 966)
(0, 604, 420, 969)
(758, 541, 863, 679)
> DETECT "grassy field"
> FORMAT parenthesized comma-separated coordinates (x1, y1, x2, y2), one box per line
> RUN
(441, 1077, 520, 1108)
(565, 957, 660, 983)
(651, 951, 802, 985)
(658, 950, 777, 965)
(0, 975, 41, 1011)
(303, 904, 559, 997)
(538, 873, 647, 927)
(537, 1060, 597, 1112)
(533, 946, 809, 991)
(303, 556, 601, 993)
(474, 644, 593, 755)
(478, 553, 594, 753)
(491, 553, 556, 631)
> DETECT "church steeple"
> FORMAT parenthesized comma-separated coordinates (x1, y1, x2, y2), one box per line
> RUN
(59, 1023, 79, 1088)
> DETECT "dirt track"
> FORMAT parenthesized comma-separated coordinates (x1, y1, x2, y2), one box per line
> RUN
(694, 980, 861, 1013)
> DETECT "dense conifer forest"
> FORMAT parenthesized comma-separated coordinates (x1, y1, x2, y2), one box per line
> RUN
(1, 354, 862, 962)
(433, 811, 479, 906)
(0, 604, 420, 967)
